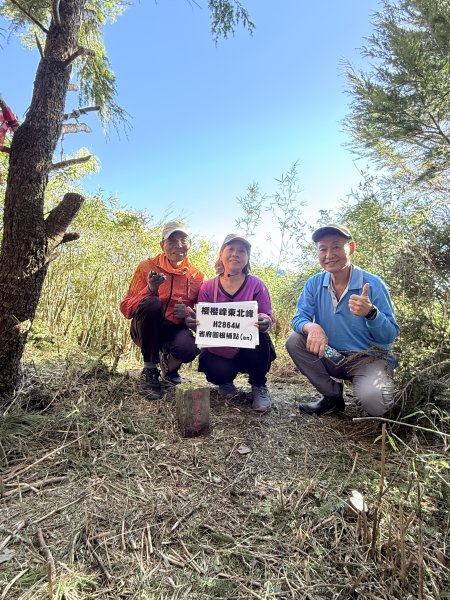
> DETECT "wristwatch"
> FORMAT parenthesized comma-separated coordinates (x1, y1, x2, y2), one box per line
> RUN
(365, 306, 377, 320)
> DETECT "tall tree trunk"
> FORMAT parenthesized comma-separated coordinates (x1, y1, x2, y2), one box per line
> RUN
(0, 0, 86, 397)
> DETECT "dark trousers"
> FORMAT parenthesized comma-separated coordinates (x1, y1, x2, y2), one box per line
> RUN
(198, 332, 276, 387)
(130, 296, 199, 370)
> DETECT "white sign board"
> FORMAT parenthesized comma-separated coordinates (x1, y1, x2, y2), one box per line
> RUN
(196, 301, 259, 349)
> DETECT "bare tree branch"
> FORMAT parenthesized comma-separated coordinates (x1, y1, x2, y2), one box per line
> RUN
(9, 0, 49, 34)
(428, 112, 450, 146)
(64, 106, 100, 120)
(61, 123, 92, 135)
(64, 47, 95, 67)
(67, 83, 79, 92)
(52, 0, 61, 26)
(50, 155, 92, 171)
(34, 32, 44, 59)
(46, 233, 81, 261)
(45, 192, 84, 244)
(61, 232, 80, 244)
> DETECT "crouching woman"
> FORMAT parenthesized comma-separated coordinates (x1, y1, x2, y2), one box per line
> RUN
(184, 234, 276, 412)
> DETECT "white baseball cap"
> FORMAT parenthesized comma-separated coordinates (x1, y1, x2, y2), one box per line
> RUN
(161, 220, 190, 241)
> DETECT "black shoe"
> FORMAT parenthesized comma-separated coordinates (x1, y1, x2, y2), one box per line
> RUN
(163, 371, 182, 386)
(140, 367, 162, 398)
(298, 395, 345, 415)
(298, 385, 345, 416)
(160, 353, 183, 386)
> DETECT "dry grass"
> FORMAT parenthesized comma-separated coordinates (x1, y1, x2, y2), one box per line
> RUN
(1, 360, 449, 599)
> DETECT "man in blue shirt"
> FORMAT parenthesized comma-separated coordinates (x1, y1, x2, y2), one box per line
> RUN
(286, 224, 399, 416)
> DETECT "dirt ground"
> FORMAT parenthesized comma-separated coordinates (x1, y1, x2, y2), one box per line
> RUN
(1, 362, 449, 599)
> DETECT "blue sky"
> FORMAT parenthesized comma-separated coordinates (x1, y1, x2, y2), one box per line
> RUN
(3, 0, 379, 262)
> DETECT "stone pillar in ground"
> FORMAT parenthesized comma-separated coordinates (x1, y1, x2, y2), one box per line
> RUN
(176, 386, 211, 437)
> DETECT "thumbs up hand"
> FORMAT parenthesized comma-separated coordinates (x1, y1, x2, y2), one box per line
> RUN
(173, 297, 187, 319)
(349, 282, 373, 317)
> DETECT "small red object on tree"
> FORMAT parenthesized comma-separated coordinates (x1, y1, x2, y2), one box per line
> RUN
(0, 97, 19, 146)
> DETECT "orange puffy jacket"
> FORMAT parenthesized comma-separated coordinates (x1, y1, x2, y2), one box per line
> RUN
(120, 253, 205, 323)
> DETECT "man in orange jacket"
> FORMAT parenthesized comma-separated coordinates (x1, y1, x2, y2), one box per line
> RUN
(120, 221, 205, 398)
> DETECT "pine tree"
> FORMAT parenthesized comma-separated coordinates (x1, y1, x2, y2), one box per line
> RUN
(344, 0, 450, 185)
(0, 0, 253, 397)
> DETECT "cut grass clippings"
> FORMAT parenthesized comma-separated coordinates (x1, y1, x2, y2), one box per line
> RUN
(1, 359, 449, 599)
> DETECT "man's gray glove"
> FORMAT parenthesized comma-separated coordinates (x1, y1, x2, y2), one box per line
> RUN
(148, 270, 166, 293)
(257, 314, 271, 333)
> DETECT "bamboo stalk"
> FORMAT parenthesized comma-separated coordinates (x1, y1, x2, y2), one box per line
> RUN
(417, 482, 424, 600)
(36, 528, 56, 598)
(371, 424, 387, 560)
(353, 415, 450, 439)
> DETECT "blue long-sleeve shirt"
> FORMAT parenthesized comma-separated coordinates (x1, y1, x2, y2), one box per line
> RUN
(292, 266, 399, 354)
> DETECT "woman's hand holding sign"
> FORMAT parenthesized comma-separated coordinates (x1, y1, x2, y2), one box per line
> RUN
(256, 313, 271, 333)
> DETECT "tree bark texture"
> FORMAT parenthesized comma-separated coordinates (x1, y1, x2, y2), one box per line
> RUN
(0, 0, 86, 397)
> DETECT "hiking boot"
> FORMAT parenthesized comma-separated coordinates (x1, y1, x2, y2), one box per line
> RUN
(140, 367, 162, 399)
(251, 385, 272, 412)
(218, 382, 238, 398)
(160, 353, 183, 386)
(163, 371, 182, 385)
(298, 384, 345, 416)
